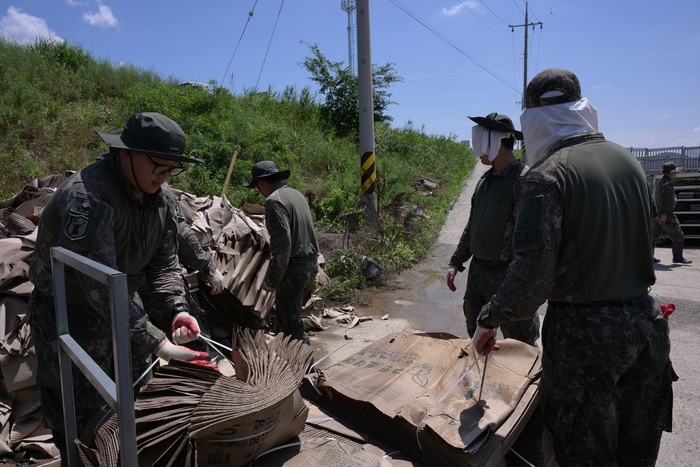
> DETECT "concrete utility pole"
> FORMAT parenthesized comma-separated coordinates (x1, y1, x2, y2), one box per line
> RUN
(356, 0, 377, 219)
(341, 0, 356, 75)
(509, 0, 542, 163)
(509, 0, 542, 110)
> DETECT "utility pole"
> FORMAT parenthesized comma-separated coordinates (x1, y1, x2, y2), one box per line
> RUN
(341, 0, 356, 74)
(509, 0, 542, 163)
(356, 0, 377, 219)
(509, 0, 542, 110)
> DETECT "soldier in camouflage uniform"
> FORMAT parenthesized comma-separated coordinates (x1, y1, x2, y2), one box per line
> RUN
(246, 161, 318, 344)
(652, 162, 692, 264)
(472, 69, 674, 466)
(139, 182, 226, 335)
(28, 113, 214, 460)
(446, 112, 539, 344)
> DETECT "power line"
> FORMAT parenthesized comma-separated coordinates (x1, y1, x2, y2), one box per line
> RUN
(387, 0, 519, 93)
(478, 0, 511, 27)
(404, 59, 519, 83)
(253, 0, 286, 90)
(219, 1, 261, 89)
(509, 0, 543, 107)
(459, 0, 511, 44)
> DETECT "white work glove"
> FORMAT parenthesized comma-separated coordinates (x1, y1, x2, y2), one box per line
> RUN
(171, 311, 201, 344)
(206, 268, 225, 295)
(155, 340, 209, 363)
(472, 322, 500, 356)
(155, 340, 218, 372)
(445, 266, 458, 292)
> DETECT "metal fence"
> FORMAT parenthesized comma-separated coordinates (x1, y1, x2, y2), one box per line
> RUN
(629, 146, 700, 173)
(51, 247, 137, 467)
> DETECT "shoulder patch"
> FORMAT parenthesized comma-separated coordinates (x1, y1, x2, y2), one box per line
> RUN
(61, 196, 106, 247)
(65, 211, 92, 240)
(514, 195, 544, 252)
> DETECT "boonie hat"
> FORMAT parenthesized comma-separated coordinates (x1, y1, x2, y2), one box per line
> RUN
(97, 112, 203, 164)
(662, 162, 680, 174)
(468, 112, 523, 140)
(525, 68, 582, 109)
(245, 160, 291, 188)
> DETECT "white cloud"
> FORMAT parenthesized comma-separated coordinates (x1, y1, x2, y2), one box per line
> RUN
(693, 124, 700, 133)
(0, 6, 63, 44)
(82, 4, 117, 27)
(441, 2, 479, 17)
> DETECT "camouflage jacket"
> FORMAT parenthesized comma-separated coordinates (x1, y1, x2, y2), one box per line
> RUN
(654, 175, 676, 217)
(479, 134, 656, 328)
(449, 159, 526, 268)
(264, 185, 318, 289)
(29, 154, 187, 352)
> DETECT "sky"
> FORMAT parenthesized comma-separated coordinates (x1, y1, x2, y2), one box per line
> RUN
(2, 0, 699, 150)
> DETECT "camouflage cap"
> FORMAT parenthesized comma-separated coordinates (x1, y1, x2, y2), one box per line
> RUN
(662, 162, 679, 174)
(524, 68, 582, 108)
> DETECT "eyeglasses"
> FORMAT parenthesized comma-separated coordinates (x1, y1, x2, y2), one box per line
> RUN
(143, 152, 186, 177)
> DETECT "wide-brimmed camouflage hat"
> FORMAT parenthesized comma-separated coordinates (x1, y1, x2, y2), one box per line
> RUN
(524, 68, 582, 109)
(244, 160, 291, 188)
(468, 112, 523, 140)
(97, 112, 203, 164)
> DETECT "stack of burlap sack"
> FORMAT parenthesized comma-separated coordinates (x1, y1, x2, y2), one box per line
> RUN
(0, 173, 289, 463)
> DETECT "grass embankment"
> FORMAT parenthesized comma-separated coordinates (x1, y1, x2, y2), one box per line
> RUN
(0, 38, 476, 304)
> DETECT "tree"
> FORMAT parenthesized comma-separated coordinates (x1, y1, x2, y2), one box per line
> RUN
(300, 42, 403, 138)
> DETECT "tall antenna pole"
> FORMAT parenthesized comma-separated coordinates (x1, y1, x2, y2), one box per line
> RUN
(341, 0, 357, 74)
(523, 4, 529, 108)
(509, 0, 542, 109)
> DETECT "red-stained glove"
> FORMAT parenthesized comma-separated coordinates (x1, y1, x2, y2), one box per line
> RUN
(171, 311, 201, 344)
(472, 323, 501, 356)
(660, 302, 676, 320)
(445, 267, 458, 292)
(155, 340, 214, 369)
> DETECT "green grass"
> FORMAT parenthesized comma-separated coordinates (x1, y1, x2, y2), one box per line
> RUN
(0, 37, 475, 304)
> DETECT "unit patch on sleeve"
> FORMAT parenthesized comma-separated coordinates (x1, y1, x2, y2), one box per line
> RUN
(61, 196, 106, 246)
(65, 211, 91, 240)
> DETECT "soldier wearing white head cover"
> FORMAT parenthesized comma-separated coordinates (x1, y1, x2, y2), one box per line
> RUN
(473, 69, 673, 466)
(446, 112, 539, 345)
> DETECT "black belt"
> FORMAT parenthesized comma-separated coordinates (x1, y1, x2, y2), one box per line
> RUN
(473, 257, 509, 267)
(550, 294, 649, 309)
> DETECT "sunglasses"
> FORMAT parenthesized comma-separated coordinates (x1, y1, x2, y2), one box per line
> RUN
(143, 153, 186, 177)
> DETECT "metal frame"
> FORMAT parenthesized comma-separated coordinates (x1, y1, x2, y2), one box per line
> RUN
(51, 247, 137, 466)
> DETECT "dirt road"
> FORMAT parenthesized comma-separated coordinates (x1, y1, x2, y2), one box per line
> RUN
(311, 162, 700, 466)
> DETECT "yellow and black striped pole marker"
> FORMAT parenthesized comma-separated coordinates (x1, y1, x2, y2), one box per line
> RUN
(361, 150, 377, 218)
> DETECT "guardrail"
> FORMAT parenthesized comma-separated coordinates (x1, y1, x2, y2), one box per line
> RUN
(51, 247, 137, 466)
(629, 146, 700, 173)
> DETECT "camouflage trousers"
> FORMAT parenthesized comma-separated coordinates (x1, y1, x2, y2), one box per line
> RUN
(541, 295, 674, 466)
(274, 254, 317, 343)
(464, 258, 540, 344)
(28, 291, 153, 455)
(652, 215, 684, 243)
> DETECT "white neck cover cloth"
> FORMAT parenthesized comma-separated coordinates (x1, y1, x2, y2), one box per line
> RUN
(472, 125, 512, 162)
(519, 97, 599, 165)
